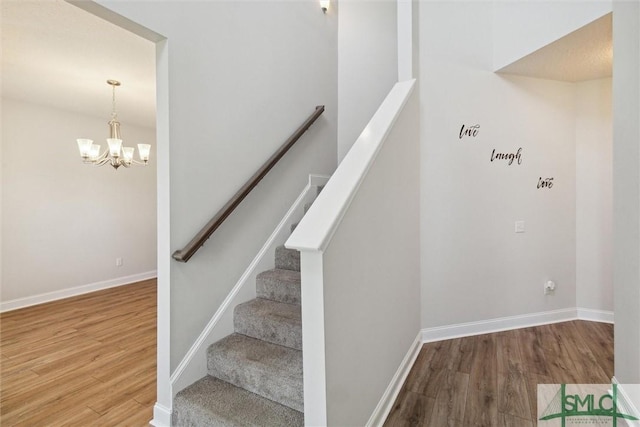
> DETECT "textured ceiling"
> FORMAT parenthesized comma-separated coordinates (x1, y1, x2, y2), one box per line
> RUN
(497, 13, 612, 82)
(1, 0, 156, 128)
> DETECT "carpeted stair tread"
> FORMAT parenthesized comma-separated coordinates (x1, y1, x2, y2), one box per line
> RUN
(256, 269, 301, 305)
(172, 375, 303, 427)
(275, 245, 300, 272)
(234, 298, 302, 350)
(208, 333, 303, 412)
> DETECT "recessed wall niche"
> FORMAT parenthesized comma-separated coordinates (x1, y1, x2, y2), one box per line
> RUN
(497, 12, 613, 309)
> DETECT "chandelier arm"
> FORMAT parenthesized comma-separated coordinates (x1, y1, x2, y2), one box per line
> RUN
(92, 148, 109, 162)
(95, 158, 112, 166)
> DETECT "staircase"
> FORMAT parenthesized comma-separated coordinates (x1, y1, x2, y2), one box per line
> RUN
(173, 195, 320, 426)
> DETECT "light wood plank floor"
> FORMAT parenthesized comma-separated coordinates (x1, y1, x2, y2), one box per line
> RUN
(384, 320, 614, 426)
(0, 279, 157, 426)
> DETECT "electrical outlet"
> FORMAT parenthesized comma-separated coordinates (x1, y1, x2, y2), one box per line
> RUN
(515, 221, 525, 233)
(116, 257, 123, 267)
(544, 280, 556, 295)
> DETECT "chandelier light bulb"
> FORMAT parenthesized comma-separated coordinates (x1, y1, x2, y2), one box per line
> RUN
(77, 138, 93, 158)
(107, 138, 122, 158)
(137, 144, 151, 163)
(89, 144, 101, 161)
(122, 146, 135, 164)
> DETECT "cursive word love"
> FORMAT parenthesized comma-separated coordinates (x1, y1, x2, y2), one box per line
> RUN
(459, 124, 480, 139)
(537, 177, 554, 189)
(490, 147, 522, 165)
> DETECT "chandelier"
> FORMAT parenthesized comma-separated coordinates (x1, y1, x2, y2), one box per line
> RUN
(76, 80, 151, 170)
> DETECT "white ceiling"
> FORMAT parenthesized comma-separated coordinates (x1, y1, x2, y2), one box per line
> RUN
(497, 13, 612, 82)
(1, 0, 156, 129)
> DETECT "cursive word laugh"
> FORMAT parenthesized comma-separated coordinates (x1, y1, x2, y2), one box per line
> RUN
(459, 124, 480, 139)
(490, 147, 522, 165)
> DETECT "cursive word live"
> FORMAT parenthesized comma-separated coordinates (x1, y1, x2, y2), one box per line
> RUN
(459, 124, 480, 139)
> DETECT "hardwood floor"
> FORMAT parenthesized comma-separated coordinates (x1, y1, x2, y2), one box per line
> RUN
(384, 320, 614, 426)
(0, 279, 156, 426)
(1, 290, 614, 427)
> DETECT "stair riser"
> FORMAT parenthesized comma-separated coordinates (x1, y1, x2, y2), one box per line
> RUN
(207, 365, 303, 413)
(275, 246, 300, 272)
(256, 270, 301, 305)
(234, 305, 302, 350)
(173, 376, 303, 426)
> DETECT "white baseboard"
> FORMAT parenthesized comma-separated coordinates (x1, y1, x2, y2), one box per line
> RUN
(612, 377, 640, 426)
(169, 174, 330, 397)
(150, 402, 172, 427)
(577, 307, 614, 323)
(0, 270, 157, 313)
(421, 308, 578, 343)
(366, 332, 422, 427)
(420, 307, 615, 343)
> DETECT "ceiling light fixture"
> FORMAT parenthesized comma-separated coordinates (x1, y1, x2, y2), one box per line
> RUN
(76, 79, 151, 170)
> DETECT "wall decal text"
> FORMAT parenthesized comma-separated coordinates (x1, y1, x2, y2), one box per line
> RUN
(490, 147, 522, 165)
(459, 124, 480, 139)
(537, 177, 554, 189)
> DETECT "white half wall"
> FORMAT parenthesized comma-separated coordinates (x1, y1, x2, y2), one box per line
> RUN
(288, 81, 420, 426)
(612, 0, 640, 386)
(420, 1, 577, 330)
(576, 78, 613, 313)
(337, 0, 398, 162)
(1, 98, 157, 305)
(323, 85, 419, 426)
(493, 0, 612, 71)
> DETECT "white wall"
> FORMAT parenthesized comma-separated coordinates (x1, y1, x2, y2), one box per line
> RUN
(576, 78, 612, 313)
(420, 1, 578, 329)
(1, 97, 157, 304)
(337, 0, 397, 162)
(493, 0, 612, 71)
(91, 0, 339, 376)
(613, 0, 640, 386)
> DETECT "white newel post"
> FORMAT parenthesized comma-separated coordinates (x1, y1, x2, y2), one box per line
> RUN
(298, 251, 328, 427)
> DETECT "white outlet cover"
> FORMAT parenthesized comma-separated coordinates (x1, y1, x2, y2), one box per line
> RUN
(515, 221, 525, 233)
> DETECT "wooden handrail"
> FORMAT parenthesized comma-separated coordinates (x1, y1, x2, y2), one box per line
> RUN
(172, 105, 325, 262)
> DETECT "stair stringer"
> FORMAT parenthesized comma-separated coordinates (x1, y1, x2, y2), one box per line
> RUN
(170, 174, 330, 399)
